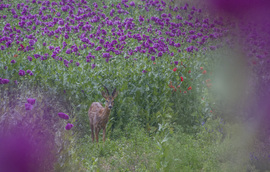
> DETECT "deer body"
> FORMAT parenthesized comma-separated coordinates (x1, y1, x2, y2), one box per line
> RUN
(88, 87, 118, 143)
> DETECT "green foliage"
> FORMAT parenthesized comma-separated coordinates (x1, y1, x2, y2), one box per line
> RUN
(57, 117, 260, 172)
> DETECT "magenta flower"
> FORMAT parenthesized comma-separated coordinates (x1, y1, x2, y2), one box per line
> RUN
(130, 1, 135, 6)
(25, 103, 33, 110)
(103, 53, 110, 58)
(27, 56, 33, 61)
(11, 60, 16, 63)
(95, 46, 102, 51)
(142, 70, 147, 73)
(19, 70, 26, 76)
(65, 123, 74, 130)
(66, 49, 71, 54)
(161, 13, 167, 18)
(58, 112, 69, 120)
(101, 29, 107, 35)
(27, 98, 36, 105)
(1, 79, 9, 84)
(151, 56, 155, 61)
(175, 43, 181, 47)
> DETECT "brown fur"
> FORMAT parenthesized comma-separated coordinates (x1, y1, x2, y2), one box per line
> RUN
(88, 88, 118, 143)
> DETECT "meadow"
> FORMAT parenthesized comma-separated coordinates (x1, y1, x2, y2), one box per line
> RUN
(0, 0, 270, 171)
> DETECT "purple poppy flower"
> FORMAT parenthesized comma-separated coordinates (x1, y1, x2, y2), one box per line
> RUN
(130, 1, 135, 6)
(95, 46, 102, 51)
(29, 40, 35, 46)
(27, 98, 36, 105)
(58, 112, 69, 120)
(73, 46, 78, 52)
(29, 72, 33, 76)
(142, 70, 147, 73)
(174, 61, 179, 65)
(100, 39, 105, 44)
(0, 45, 5, 50)
(65, 123, 74, 130)
(11, 60, 16, 64)
(151, 56, 155, 61)
(66, 49, 71, 54)
(26, 70, 31, 74)
(14, 80, 18, 85)
(25, 103, 33, 110)
(103, 53, 110, 58)
(62, 42, 67, 49)
(175, 43, 181, 47)
(76, 62, 80, 66)
(19, 70, 26, 76)
(92, 63, 96, 69)
(158, 52, 163, 57)
(1, 79, 9, 84)
(27, 56, 32, 61)
(64, 59, 69, 65)
(161, 13, 167, 18)
(70, 59, 73, 63)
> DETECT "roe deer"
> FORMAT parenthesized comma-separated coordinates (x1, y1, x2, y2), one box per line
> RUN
(88, 86, 118, 143)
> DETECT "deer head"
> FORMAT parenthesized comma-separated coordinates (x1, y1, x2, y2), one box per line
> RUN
(101, 86, 118, 110)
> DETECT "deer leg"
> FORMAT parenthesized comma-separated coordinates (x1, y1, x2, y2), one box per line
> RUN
(103, 127, 106, 142)
(95, 128, 99, 143)
(90, 124, 94, 142)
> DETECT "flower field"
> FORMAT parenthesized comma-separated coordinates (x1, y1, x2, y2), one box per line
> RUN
(0, 0, 270, 171)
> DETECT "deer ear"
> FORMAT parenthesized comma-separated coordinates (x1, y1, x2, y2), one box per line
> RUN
(101, 91, 107, 98)
(112, 88, 118, 98)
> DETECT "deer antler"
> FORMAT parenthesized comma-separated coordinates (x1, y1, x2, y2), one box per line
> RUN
(102, 84, 110, 95)
(112, 88, 117, 96)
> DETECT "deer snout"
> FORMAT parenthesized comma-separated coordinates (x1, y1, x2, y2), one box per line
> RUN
(108, 105, 112, 109)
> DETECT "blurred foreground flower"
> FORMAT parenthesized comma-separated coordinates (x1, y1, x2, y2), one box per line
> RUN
(27, 98, 36, 105)
(25, 103, 33, 110)
(65, 123, 74, 130)
(19, 70, 26, 76)
(58, 112, 69, 120)
(0, 78, 9, 84)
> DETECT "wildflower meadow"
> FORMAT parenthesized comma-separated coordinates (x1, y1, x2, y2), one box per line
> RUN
(0, 0, 270, 171)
